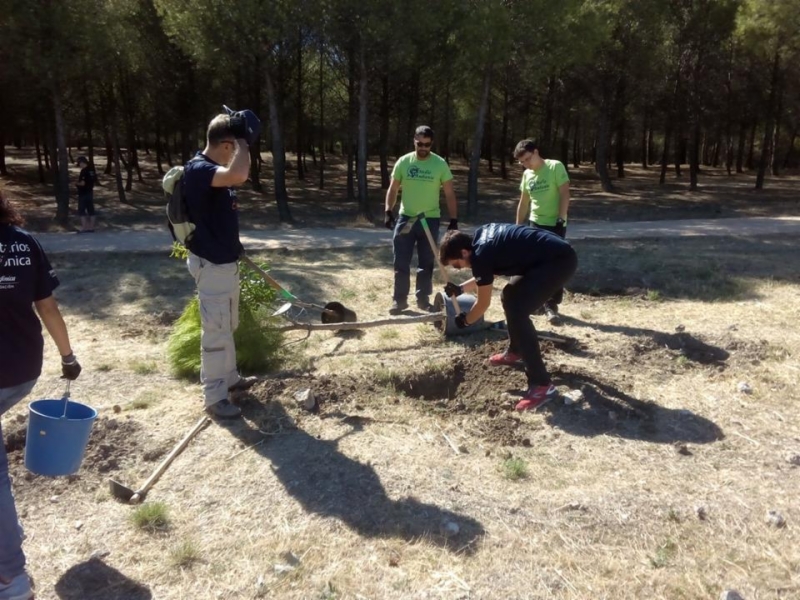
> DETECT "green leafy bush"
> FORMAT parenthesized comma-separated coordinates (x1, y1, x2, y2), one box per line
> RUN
(167, 254, 285, 379)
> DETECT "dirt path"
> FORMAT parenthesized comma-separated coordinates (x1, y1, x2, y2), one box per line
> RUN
(34, 215, 800, 254)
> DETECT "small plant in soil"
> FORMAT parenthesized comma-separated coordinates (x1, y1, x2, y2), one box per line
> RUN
(131, 502, 170, 532)
(128, 394, 156, 410)
(650, 539, 677, 568)
(167, 254, 284, 378)
(502, 457, 529, 481)
(131, 360, 158, 375)
(646, 289, 662, 302)
(169, 539, 200, 568)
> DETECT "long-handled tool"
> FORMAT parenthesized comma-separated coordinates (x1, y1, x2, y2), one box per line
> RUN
(239, 254, 340, 317)
(419, 214, 461, 313)
(109, 416, 210, 504)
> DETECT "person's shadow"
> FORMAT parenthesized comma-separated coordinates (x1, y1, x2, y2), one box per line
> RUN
(55, 557, 151, 599)
(549, 367, 724, 445)
(229, 400, 485, 554)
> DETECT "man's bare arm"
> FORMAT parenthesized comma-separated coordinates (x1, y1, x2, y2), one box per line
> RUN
(558, 182, 571, 221)
(385, 179, 401, 212)
(516, 191, 530, 225)
(443, 180, 457, 219)
(211, 140, 251, 188)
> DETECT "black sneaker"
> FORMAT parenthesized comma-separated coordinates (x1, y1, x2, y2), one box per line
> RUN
(229, 376, 259, 392)
(205, 399, 242, 419)
(388, 300, 409, 315)
(416, 298, 433, 311)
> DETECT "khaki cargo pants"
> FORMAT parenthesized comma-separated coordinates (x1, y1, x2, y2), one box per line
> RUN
(187, 253, 241, 407)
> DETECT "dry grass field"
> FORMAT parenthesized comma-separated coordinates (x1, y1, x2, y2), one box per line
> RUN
(3, 233, 800, 599)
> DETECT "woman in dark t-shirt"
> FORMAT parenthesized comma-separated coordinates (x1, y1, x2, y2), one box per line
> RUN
(0, 190, 82, 600)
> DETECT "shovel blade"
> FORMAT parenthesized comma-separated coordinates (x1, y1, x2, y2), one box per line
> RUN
(109, 478, 135, 502)
(272, 302, 293, 317)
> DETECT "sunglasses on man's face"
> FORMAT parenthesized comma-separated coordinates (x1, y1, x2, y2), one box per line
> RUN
(415, 141, 432, 148)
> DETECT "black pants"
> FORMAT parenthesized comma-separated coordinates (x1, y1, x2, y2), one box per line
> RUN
(531, 222, 566, 307)
(501, 248, 578, 386)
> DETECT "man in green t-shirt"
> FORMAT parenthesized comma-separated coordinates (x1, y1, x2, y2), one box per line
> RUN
(384, 125, 458, 314)
(513, 139, 571, 324)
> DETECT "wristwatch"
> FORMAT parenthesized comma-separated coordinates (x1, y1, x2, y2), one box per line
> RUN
(556, 218, 566, 226)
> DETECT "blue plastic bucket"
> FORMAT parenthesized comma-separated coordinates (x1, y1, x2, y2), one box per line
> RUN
(433, 292, 488, 336)
(25, 398, 98, 476)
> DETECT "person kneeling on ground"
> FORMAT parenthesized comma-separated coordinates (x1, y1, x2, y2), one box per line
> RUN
(439, 224, 577, 411)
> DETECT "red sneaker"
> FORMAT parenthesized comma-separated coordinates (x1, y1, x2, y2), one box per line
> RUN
(489, 350, 523, 366)
(515, 384, 558, 411)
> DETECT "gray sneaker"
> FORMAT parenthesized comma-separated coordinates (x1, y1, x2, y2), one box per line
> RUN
(544, 305, 561, 325)
(388, 300, 408, 315)
(205, 399, 242, 419)
(0, 571, 33, 600)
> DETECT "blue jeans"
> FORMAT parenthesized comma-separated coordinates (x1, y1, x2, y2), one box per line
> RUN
(0, 379, 37, 580)
(392, 215, 440, 303)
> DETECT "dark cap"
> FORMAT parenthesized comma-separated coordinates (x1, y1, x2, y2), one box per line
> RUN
(76, 156, 88, 165)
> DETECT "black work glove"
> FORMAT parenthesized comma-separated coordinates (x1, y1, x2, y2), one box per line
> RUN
(448, 218, 458, 231)
(444, 282, 462, 297)
(554, 219, 567, 239)
(61, 353, 82, 380)
(384, 210, 396, 230)
(454, 312, 469, 329)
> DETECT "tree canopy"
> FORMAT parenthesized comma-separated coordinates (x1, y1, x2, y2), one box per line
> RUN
(0, 0, 797, 220)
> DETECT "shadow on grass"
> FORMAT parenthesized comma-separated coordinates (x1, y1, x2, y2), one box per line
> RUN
(55, 557, 152, 600)
(548, 368, 725, 445)
(570, 235, 800, 302)
(227, 400, 485, 555)
(559, 315, 730, 365)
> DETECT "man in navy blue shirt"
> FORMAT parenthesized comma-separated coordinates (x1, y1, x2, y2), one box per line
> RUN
(439, 224, 577, 411)
(1, 190, 81, 600)
(182, 113, 257, 419)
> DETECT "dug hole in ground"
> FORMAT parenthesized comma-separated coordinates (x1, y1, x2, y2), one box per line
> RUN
(3, 238, 799, 600)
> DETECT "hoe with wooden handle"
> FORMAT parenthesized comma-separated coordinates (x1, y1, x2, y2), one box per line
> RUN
(419, 214, 461, 314)
(109, 416, 210, 504)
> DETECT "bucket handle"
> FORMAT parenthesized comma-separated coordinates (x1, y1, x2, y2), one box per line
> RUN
(60, 380, 71, 419)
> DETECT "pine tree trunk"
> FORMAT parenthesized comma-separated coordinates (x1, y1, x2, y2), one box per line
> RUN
(689, 119, 700, 190)
(756, 51, 780, 190)
(357, 47, 370, 220)
(52, 88, 71, 223)
(746, 119, 756, 171)
(111, 125, 126, 203)
(318, 38, 326, 190)
(34, 130, 46, 183)
(735, 120, 746, 173)
(296, 28, 305, 180)
(265, 66, 293, 222)
(595, 106, 614, 192)
(467, 65, 492, 217)
(641, 108, 649, 168)
(379, 74, 390, 189)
